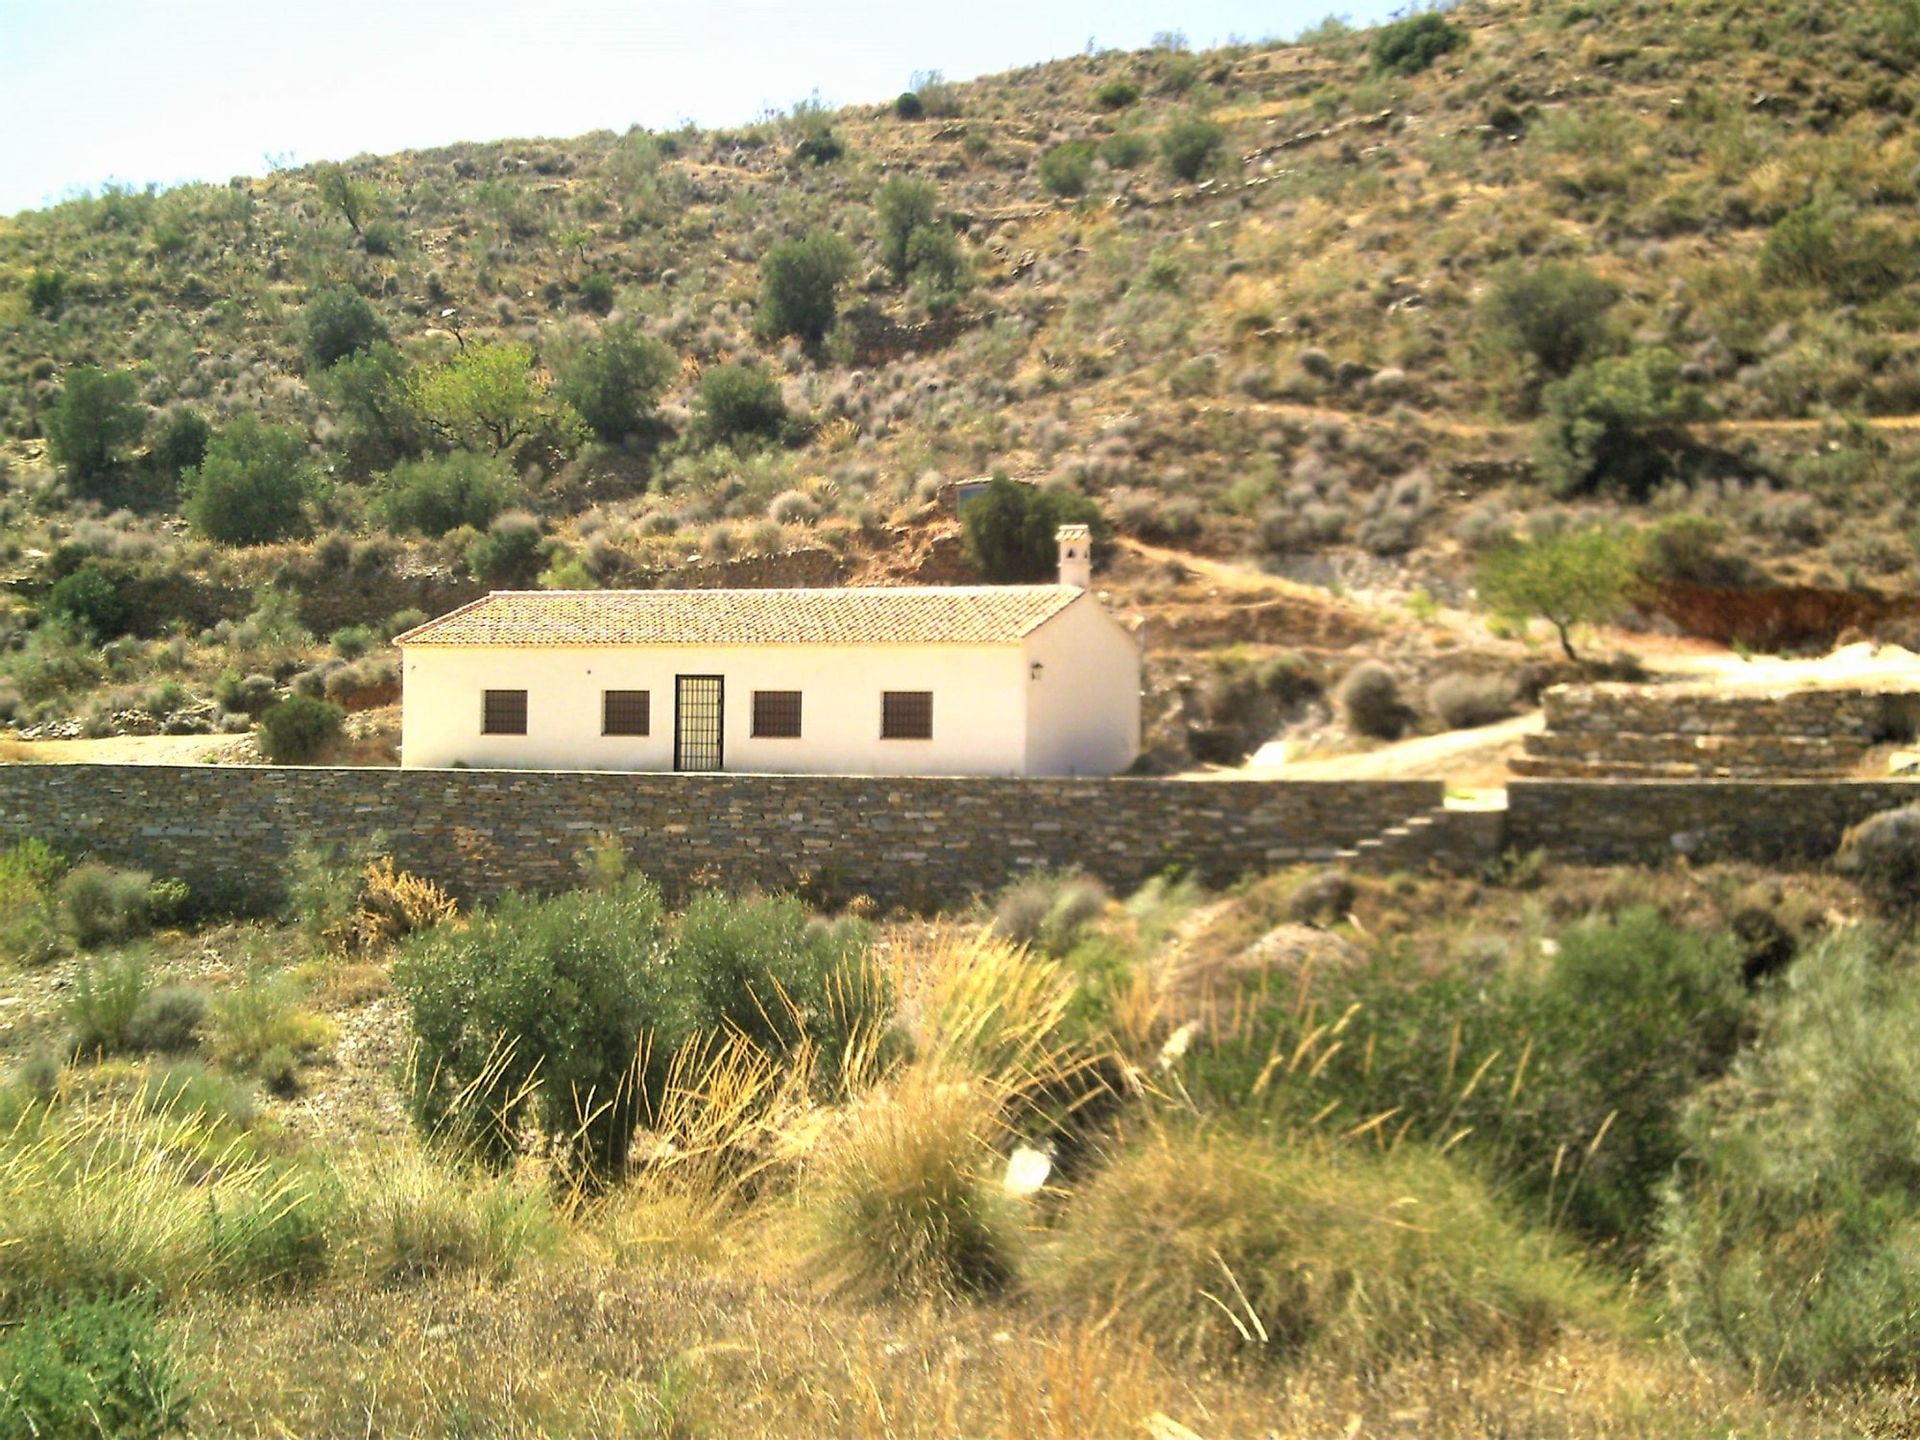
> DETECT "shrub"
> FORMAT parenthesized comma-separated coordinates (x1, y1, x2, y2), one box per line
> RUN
(212, 671, 277, 717)
(961, 475, 1106, 582)
(208, 969, 335, 1076)
(1334, 662, 1403, 739)
(146, 408, 210, 485)
(373, 452, 518, 537)
(1426, 672, 1514, 730)
(58, 865, 157, 949)
(875, 176, 939, 286)
(1039, 1125, 1605, 1367)
(317, 342, 423, 474)
(1476, 525, 1640, 663)
(808, 1068, 1023, 1298)
(1836, 804, 1920, 913)
(24, 267, 66, 317)
(1480, 261, 1620, 385)
(989, 872, 1107, 956)
(1094, 77, 1141, 109)
(63, 950, 153, 1055)
(43, 366, 146, 494)
(893, 90, 924, 120)
(1160, 114, 1225, 181)
(1371, 11, 1468, 75)
(1038, 141, 1096, 197)
(690, 364, 790, 450)
(125, 985, 209, 1054)
(555, 321, 676, 443)
(757, 229, 857, 345)
(1760, 202, 1910, 303)
(258, 695, 345, 764)
(144, 1061, 256, 1130)
(349, 1149, 560, 1283)
(0, 842, 63, 968)
(576, 271, 615, 316)
(904, 225, 968, 310)
(1658, 929, 1920, 1387)
(0, 1296, 193, 1440)
(1533, 348, 1707, 499)
(348, 856, 457, 953)
(1100, 131, 1152, 169)
(183, 414, 319, 545)
(44, 561, 130, 642)
(464, 511, 547, 585)
(300, 285, 387, 371)
(407, 341, 585, 459)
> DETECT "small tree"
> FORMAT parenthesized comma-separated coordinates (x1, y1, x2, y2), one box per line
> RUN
(690, 363, 790, 450)
(44, 562, 131, 642)
(1371, 11, 1468, 75)
(1476, 526, 1640, 662)
(1533, 347, 1707, 498)
(182, 414, 319, 545)
(556, 323, 676, 443)
(876, 176, 938, 285)
(962, 476, 1107, 583)
(258, 694, 345, 763)
(314, 162, 377, 235)
(1161, 114, 1225, 182)
(1480, 261, 1620, 385)
(757, 229, 856, 346)
(146, 408, 210, 486)
(409, 341, 585, 456)
(43, 366, 146, 493)
(318, 341, 422, 474)
(300, 285, 387, 370)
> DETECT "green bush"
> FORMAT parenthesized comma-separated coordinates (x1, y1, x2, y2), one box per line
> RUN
(1040, 1125, 1607, 1367)
(63, 950, 152, 1055)
(258, 694, 345, 764)
(464, 512, 547, 585)
(407, 341, 585, 459)
(690, 364, 790, 451)
(143, 1061, 256, 1130)
(1100, 130, 1152, 169)
(299, 285, 388, 371)
(44, 562, 130, 642)
(576, 272, 615, 316)
(893, 90, 924, 120)
(43, 366, 146, 495)
(0, 843, 64, 968)
(1533, 347, 1708, 499)
(183, 414, 320, 545)
(989, 872, 1108, 956)
(58, 865, 158, 950)
(1371, 11, 1468, 74)
(1760, 202, 1911, 303)
(1160, 114, 1225, 181)
(1038, 141, 1096, 197)
(960, 476, 1106, 582)
(1659, 929, 1920, 1387)
(1426, 672, 1513, 730)
(330, 625, 373, 660)
(1836, 804, 1920, 913)
(395, 879, 669, 1175)
(1334, 661, 1403, 739)
(757, 229, 857, 345)
(0, 1296, 193, 1440)
(207, 970, 334, 1079)
(1480, 261, 1620, 385)
(125, 986, 208, 1054)
(875, 176, 939, 286)
(904, 225, 968, 310)
(24, 268, 66, 317)
(317, 342, 423, 474)
(213, 670, 277, 717)
(1094, 77, 1141, 109)
(374, 452, 518, 537)
(555, 322, 676, 444)
(146, 408, 210, 485)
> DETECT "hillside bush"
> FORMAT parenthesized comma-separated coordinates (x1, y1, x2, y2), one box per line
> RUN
(1427, 672, 1513, 730)
(59, 865, 161, 949)
(464, 511, 547, 585)
(318, 342, 423, 474)
(690, 364, 790, 450)
(258, 694, 345, 764)
(24, 267, 66, 317)
(0, 1296, 193, 1440)
(757, 229, 856, 345)
(576, 272, 615, 315)
(0, 842, 63, 968)
(1095, 77, 1141, 109)
(183, 415, 318, 545)
(1760, 202, 1910, 303)
(1038, 142, 1096, 197)
(43, 366, 146, 495)
(1659, 929, 1920, 1387)
(1100, 130, 1152, 169)
(44, 561, 131, 641)
(1480, 261, 1620, 385)
(1334, 662, 1404, 739)
(960, 476, 1106, 582)
(212, 670, 277, 717)
(1533, 348, 1707, 499)
(1160, 115, 1225, 181)
(373, 452, 518, 537)
(147, 408, 210, 485)
(893, 90, 924, 120)
(408, 341, 585, 458)
(349, 1148, 560, 1283)
(299, 285, 387, 371)
(208, 970, 335, 1081)
(1040, 1125, 1606, 1367)
(1371, 11, 1468, 74)
(555, 322, 676, 443)
(905, 225, 969, 310)
(125, 985, 209, 1054)
(63, 950, 152, 1055)
(875, 176, 938, 285)
(1835, 804, 1920, 914)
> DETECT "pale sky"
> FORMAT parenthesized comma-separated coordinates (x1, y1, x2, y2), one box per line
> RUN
(0, 0, 1404, 217)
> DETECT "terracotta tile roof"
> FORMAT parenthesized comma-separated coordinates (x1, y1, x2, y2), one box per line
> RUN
(394, 587, 1085, 648)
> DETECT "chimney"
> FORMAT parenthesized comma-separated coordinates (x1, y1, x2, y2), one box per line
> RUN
(1056, 524, 1091, 589)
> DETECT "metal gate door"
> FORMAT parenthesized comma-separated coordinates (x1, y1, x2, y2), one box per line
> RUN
(674, 675, 724, 772)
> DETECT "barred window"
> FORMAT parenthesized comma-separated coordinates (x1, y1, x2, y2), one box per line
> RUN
(482, 689, 528, 735)
(881, 690, 933, 740)
(603, 690, 650, 736)
(752, 690, 802, 738)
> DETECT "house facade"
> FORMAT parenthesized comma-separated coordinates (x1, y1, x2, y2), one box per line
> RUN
(395, 539, 1141, 777)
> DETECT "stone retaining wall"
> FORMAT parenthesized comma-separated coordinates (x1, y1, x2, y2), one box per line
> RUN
(0, 765, 1441, 914)
(1508, 779, 1920, 865)
(1542, 685, 1918, 739)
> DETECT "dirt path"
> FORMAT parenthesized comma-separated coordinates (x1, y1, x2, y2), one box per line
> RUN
(1246, 711, 1544, 785)
(0, 732, 254, 765)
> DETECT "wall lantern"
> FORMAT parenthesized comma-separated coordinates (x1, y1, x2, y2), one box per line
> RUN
(1030, 662, 1045, 681)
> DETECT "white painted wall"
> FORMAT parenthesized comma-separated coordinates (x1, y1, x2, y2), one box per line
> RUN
(400, 641, 1035, 775)
(1022, 593, 1143, 776)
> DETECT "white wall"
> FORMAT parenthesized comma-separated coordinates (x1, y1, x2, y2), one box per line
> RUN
(1022, 593, 1142, 776)
(399, 642, 1034, 775)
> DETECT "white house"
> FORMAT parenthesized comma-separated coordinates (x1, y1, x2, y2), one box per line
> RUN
(394, 529, 1141, 776)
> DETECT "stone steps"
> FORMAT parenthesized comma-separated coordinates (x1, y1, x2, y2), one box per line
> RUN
(1333, 804, 1506, 874)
